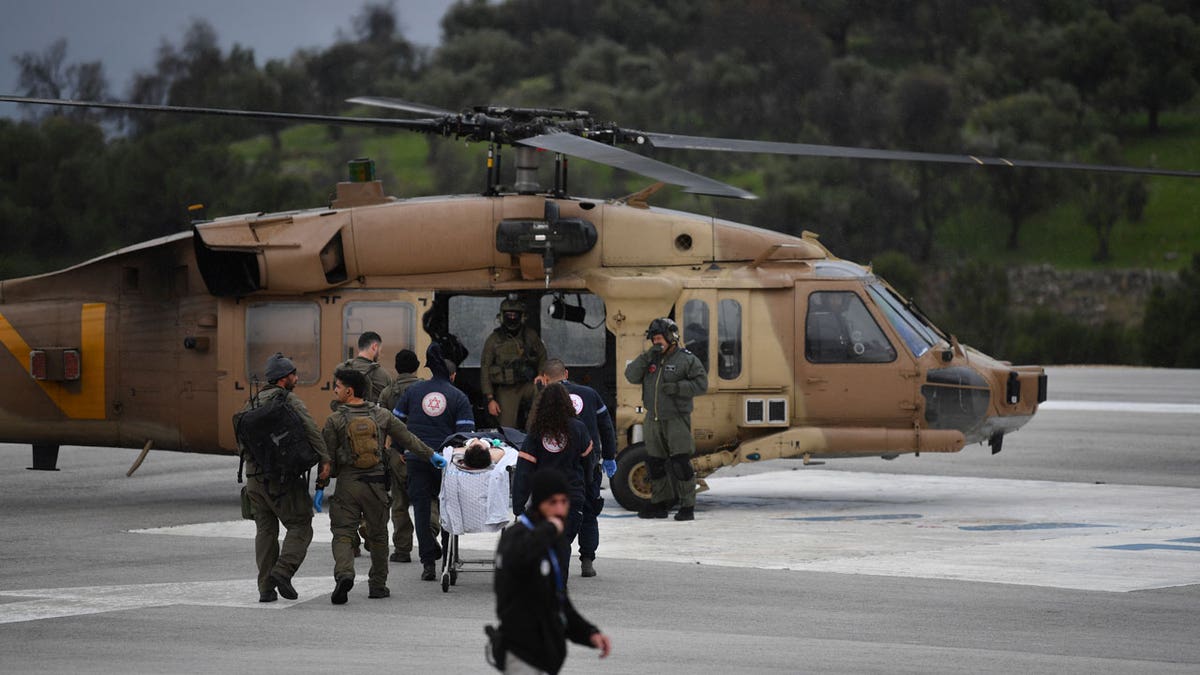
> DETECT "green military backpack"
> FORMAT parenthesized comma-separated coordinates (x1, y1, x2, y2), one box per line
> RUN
(344, 407, 383, 469)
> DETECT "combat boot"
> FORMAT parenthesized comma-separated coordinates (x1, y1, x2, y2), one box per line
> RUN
(258, 588, 278, 603)
(421, 563, 436, 581)
(368, 586, 391, 599)
(674, 506, 695, 521)
(270, 573, 298, 600)
(390, 550, 412, 563)
(580, 558, 596, 577)
(331, 577, 354, 605)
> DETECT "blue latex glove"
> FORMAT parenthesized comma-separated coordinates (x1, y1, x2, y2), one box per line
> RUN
(313, 488, 324, 513)
(430, 453, 448, 469)
(602, 459, 617, 478)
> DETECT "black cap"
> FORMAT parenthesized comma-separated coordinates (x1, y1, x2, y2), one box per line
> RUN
(264, 352, 297, 382)
(530, 468, 570, 507)
(395, 349, 419, 374)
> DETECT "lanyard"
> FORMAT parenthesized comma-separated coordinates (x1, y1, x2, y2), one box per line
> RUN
(516, 511, 566, 595)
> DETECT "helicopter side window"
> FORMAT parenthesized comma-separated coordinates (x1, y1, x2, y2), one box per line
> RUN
(343, 302, 417, 363)
(246, 302, 321, 384)
(805, 292, 896, 364)
(718, 299, 742, 379)
(682, 300, 710, 370)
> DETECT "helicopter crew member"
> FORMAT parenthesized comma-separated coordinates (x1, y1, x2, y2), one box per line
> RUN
(481, 297, 547, 429)
(339, 331, 393, 403)
(237, 353, 331, 603)
(377, 349, 433, 564)
(394, 343, 476, 581)
(534, 358, 616, 578)
(512, 382, 592, 581)
(624, 317, 708, 521)
(490, 468, 612, 674)
(323, 368, 445, 604)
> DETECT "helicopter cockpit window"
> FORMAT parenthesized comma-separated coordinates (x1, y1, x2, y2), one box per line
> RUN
(539, 294, 606, 367)
(718, 299, 742, 379)
(805, 292, 896, 364)
(867, 285, 941, 358)
(682, 300, 710, 370)
(246, 302, 320, 384)
(343, 302, 416, 362)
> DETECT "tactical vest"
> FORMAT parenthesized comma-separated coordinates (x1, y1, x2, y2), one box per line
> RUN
(489, 330, 539, 386)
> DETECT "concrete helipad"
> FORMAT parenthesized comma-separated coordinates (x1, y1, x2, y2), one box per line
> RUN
(126, 468, 1200, 593)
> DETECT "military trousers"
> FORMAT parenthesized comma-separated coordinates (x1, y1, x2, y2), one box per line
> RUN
(330, 472, 390, 589)
(644, 415, 697, 508)
(246, 475, 314, 593)
(494, 381, 536, 429)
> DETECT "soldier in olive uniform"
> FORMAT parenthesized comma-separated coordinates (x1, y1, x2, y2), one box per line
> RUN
(624, 318, 708, 521)
(323, 368, 446, 604)
(481, 297, 547, 429)
(236, 353, 331, 603)
(376, 349, 431, 563)
(338, 331, 394, 403)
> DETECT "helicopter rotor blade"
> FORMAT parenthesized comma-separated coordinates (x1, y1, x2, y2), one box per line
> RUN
(345, 96, 457, 117)
(519, 131, 756, 199)
(0, 96, 444, 133)
(641, 132, 1200, 179)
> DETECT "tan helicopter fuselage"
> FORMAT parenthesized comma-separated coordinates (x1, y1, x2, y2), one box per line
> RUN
(0, 184, 1045, 482)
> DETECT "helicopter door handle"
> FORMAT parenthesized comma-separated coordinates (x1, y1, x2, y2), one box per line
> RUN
(806, 377, 828, 384)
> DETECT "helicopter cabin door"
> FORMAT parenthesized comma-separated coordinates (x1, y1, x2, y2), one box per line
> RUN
(795, 285, 919, 428)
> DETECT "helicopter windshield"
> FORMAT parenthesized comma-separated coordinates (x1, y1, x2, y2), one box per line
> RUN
(867, 283, 945, 358)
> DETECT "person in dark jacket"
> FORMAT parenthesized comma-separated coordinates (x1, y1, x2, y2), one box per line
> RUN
(492, 469, 611, 674)
(394, 342, 475, 580)
(533, 358, 616, 578)
(512, 382, 591, 581)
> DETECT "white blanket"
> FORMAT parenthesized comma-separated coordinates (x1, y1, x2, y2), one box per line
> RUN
(438, 445, 516, 534)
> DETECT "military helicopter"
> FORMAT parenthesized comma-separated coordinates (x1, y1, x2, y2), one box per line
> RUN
(1, 93, 1191, 511)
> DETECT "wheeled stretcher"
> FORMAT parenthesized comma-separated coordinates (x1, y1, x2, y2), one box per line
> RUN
(436, 430, 521, 592)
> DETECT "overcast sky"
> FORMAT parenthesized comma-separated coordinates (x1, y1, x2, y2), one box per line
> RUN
(0, 0, 457, 113)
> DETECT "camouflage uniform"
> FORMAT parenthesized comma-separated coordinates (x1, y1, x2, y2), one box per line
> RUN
(624, 344, 708, 509)
(237, 385, 330, 596)
(323, 402, 435, 592)
(480, 324, 546, 428)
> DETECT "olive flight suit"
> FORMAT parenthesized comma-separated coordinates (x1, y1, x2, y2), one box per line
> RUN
(237, 385, 330, 596)
(323, 402, 435, 592)
(480, 325, 546, 428)
(624, 345, 708, 508)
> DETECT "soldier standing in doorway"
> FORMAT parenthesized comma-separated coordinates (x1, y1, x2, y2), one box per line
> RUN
(481, 296, 546, 429)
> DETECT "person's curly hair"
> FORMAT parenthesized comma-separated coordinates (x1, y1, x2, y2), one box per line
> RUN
(527, 382, 573, 448)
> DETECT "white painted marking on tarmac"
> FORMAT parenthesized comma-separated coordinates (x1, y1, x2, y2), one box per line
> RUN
(129, 471, 1200, 593)
(1041, 400, 1200, 414)
(0, 577, 330, 625)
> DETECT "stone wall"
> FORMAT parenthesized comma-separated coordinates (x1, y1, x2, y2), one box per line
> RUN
(1005, 265, 1179, 327)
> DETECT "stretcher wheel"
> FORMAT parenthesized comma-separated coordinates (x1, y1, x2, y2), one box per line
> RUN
(441, 574, 450, 592)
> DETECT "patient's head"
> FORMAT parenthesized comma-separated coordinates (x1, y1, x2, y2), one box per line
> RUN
(462, 442, 492, 469)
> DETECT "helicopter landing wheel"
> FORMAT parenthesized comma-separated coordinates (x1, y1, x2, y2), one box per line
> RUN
(611, 443, 653, 512)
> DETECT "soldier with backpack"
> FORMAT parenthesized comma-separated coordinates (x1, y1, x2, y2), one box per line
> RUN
(234, 352, 330, 604)
(323, 368, 447, 605)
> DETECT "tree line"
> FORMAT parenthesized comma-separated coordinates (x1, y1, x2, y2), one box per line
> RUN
(2, 0, 1199, 364)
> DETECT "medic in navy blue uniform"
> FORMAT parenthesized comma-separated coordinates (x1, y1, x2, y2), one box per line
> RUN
(535, 358, 616, 578)
(394, 343, 475, 581)
(512, 382, 592, 581)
